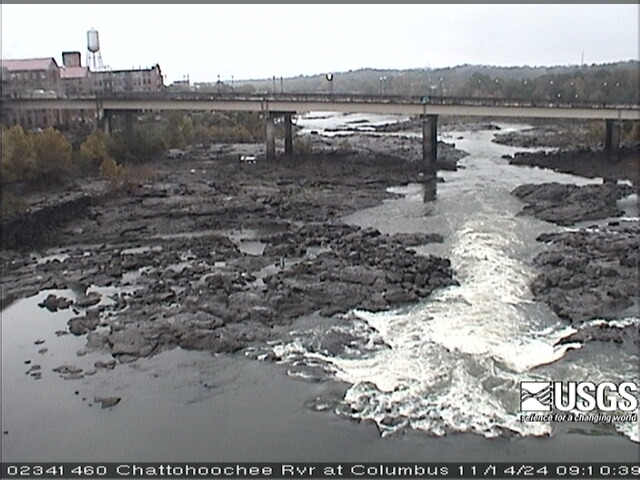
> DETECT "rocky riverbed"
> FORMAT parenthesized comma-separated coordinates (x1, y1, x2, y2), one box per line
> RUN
(510, 181, 639, 348)
(493, 124, 593, 150)
(496, 122, 639, 348)
(2, 125, 637, 392)
(505, 145, 640, 188)
(531, 222, 638, 319)
(512, 182, 635, 226)
(1, 134, 462, 366)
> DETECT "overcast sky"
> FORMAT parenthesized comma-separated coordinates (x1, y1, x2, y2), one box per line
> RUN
(1, 4, 638, 83)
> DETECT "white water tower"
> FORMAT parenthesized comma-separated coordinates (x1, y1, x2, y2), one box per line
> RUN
(87, 28, 104, 71)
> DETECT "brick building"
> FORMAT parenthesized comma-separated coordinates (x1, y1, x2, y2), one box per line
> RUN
(1, 57, 62, 128)
(2, 54, 164, 130)
(59, 52, 94, 127)
(92, 64, 163, 93)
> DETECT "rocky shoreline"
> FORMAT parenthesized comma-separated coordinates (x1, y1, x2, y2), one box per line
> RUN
(493, 124, 592, 150)
(533, 222, 639, 349)
(505, 145, 640, 188)
(510, 180, 639, 347)
(512, 182, 634, 226)
(2, 134, 462, 366)
(496, 125, 639, 347)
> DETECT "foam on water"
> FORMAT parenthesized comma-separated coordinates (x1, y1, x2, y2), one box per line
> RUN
(323, 214, 578, 437)
(260, 123, 639, 442)
(268, 216, 638, 438)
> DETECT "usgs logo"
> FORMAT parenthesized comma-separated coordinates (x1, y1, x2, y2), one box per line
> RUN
(520, 381, 638, 412)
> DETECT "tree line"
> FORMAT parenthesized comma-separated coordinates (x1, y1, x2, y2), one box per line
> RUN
(222, 61, 638, 104)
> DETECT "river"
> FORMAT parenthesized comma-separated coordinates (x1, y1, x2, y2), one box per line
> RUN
(2, 115, 638, 464)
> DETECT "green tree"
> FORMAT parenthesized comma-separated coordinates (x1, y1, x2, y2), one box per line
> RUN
(1, 125, 36, 184)
(32, 127, 72, 183)
(165, 112, 195, 149)
(99, 157, 124, 185)
(76, 129, 113, 171)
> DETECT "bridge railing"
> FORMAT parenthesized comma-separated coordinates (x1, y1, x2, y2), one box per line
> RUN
(100, 91, 640, 111)
(89, 91, 639, 110)
(4, 90, 640, 111)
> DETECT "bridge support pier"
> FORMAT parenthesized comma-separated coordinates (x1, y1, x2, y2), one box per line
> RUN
(421, 114, 438, 201)
(124, 112, 134, 139)
(284, 113, 293, 155)
(265, 112, 295, 160)
(266, 114, 276, 160)
(605, 120, 621, 163)
(422, 114, 438, 174)
(103, 111, 112, 136)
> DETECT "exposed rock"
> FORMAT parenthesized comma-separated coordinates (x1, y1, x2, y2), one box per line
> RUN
(1, 194, 90, 249)
(508, 145, 640, 188)
(3, 147, 460, 363)
(53, 364, 83, 374)
(493, 126, 582, 149)
(107, 326, 161, 359)
(38, 294, 73, 312)
(392, 232, 444, 246)
(68, 313, 100, 335)
(178, 327, 246, 353)
(559, 323, 640, 348)
(53, 364, 85, 379)
(512, 182, 634, 225)
(75, 292, 102, 308)
(384, 288, 418, 304)
(95, 397, 121, 409)
(94, 359, 117, 370)
(530, 223, 639, 336)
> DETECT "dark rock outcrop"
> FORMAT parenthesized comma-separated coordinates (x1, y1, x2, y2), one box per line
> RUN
(1, 194, 90, 249)
(531, 223, 639, 339)
(512, 182, 634, 225)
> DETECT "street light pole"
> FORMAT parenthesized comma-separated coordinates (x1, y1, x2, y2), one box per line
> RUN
(326, 73, 334, 95)
(379, 76, 387, 95)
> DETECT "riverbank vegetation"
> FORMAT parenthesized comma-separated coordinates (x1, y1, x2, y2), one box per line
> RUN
(1, 111, 265, 218)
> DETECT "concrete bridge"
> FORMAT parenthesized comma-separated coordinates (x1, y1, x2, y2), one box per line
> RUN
(3, 92, 639, 176)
